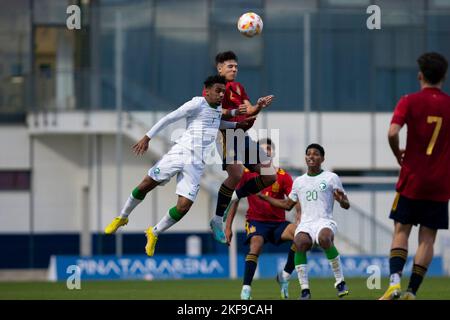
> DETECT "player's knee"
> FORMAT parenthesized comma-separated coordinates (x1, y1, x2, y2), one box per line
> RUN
(293, 238, 302, 251)
(229, 174, 242, 186)
(250, 244, 263, 255)
(295, 234, 311, 251)
(318, 236, 332, 249)
(140, 176, 157, 193)
(297, 240, 312, 252)
(227, 168, 243, 185)
(299, 243, 311, 252)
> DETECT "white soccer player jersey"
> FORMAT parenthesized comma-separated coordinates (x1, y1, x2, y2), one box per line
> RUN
(146, 96, 234, 157)
(146, 96, 237, 201)
(289, 171, 345, 223)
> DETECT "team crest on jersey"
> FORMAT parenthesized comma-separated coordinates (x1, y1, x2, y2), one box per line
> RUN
(319, 181, 327, 191)
(245, 222, 256, 235)
(272, 182, 280, 193)
(188, 184, 200, 197)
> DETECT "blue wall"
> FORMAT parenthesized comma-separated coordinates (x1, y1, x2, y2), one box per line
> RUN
(0, 232, 295, 269)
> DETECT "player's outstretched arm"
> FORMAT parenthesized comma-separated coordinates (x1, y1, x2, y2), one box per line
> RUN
(146, 101, 197, 139)
(334, 189, 350, 209)
(132, 135, 150, 156)
(225, 200, 240, 245)
(221, 105, 247, 120)
(258, 193, 297, 210)
(245, 95, 275, 116)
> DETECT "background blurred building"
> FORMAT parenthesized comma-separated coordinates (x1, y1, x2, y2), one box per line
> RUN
(1, 0, 450, 270)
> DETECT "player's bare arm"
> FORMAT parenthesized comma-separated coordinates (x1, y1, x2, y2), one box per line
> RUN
(258, 193, 297, 210)
(225, 199, 240, 245)
(132, 135, 150, 156)
(244, 95, 275, 116)
(388, 123, 405, 166)
(334, 189, 350, 209)
(221, 104, 248, 120)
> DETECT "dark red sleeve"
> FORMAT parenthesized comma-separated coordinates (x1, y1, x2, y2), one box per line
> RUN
(238, 83, 250, 102)
(391, 96, 409, 126)
(282, 173, 293, 197)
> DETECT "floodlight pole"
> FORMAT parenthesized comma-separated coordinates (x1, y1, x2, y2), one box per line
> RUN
(304, 12, 311, 149)
(115, 11, 124, 257)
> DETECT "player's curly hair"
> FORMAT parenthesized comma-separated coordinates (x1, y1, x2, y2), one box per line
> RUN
(417, 52, 448, 85)
(203, 75, 226, 88)
(306, 143, 325, 157)
(215, 51, 238, 65)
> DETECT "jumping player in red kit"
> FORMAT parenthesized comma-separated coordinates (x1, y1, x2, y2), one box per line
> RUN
(208, 51, 278, 244)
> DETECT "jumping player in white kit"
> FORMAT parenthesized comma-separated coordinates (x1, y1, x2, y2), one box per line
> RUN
(103, 75, 251, 256)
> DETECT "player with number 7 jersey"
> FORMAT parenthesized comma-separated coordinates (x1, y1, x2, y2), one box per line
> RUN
(380, 52, 450, 301)
(390, 77, 450, 202)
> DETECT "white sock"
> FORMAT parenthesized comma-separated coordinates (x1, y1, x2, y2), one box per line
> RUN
(389, 272, 401, 286)
(242, 285, 251, 292)
(119, 194, 142, 218)
(212, 215, 223, 225)
(295, 264, 309, 290)
(328, 255, 344, 285)
(282, 270, 291, 281)
(152, 213, 177, 236)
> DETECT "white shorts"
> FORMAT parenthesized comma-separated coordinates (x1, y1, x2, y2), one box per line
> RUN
(148, 144, 204, 202)
(294, 218, 338, 245)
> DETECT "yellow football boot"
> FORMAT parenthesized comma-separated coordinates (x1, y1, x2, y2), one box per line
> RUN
(399, 291, 416, 300)
(104, 217, 128, 234)
(145, 227, 158, 256)
(378, 283, 401, 300)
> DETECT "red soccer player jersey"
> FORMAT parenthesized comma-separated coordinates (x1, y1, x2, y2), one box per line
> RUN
(222, 81, 250, 123)
(237, 168, 294, 222)
(391, 87, 450, 201)
(203, 81, 255, 126)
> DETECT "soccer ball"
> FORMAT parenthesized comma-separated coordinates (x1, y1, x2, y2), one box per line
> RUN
(237, 12, 263, 38)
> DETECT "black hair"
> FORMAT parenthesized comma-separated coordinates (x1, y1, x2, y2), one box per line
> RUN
(215, 51, 238, 65)
(204, 75, 226, 88)
(258, 137, 275, 149)
(306, 143, 325, 157)
(417, 52, 448, 85)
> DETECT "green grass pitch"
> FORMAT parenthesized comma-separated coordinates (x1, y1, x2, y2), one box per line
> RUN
(1, 277, 450, 300)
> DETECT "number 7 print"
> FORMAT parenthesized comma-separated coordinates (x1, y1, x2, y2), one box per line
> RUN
(426, 116, 443, 155)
